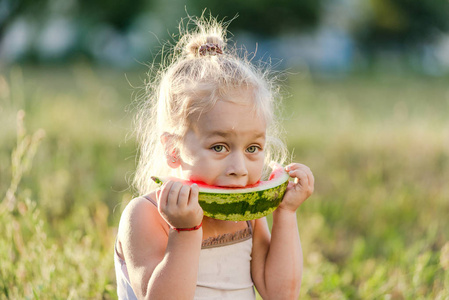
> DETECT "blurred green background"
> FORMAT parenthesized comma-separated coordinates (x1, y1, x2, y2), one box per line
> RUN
(1, 1, 449, 299)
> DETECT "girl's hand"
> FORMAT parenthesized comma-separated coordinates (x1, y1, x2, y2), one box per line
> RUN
(278, 163, 314, 212)
(156, 181, 204, 229)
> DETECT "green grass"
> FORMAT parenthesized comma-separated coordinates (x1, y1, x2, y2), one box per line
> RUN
(1, 65, 448, 299)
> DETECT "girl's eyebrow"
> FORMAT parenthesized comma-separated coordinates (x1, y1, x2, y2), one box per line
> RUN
(205, 130, 265, 139)
(206, 130, 230, 138)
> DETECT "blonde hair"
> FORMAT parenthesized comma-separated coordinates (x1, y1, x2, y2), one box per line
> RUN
(133, 14, 288, 194)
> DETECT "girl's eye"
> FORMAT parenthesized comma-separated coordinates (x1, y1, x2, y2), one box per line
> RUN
(246, 146, 259, 153)
(212, 145, 226, 153)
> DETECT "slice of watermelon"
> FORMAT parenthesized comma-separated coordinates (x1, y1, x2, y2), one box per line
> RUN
(151, 162, 289, 221)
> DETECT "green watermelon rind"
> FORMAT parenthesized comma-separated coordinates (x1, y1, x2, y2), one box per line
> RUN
(199, 181, 288, 221)
(151, 162, 290, 221)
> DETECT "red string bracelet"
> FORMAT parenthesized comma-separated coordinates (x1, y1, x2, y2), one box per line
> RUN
(172, 221, 203, 233)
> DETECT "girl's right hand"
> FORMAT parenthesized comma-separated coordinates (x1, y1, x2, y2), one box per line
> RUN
(156, 181, 203, 229)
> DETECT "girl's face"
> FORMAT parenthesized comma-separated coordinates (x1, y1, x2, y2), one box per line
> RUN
(179, 91, 266, 187)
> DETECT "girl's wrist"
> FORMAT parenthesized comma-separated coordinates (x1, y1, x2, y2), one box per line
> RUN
(171, 221, 203, 233)
(275, 205, 298, 215)
(273, 207, 298, 221)
(272, 207, 299, 230)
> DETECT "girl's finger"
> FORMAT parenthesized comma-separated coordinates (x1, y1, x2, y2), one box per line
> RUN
(188, 183, 199, 206)
(157, 181, 173, 212)
(177, 184, 191, 207)
(307, 170, 315, 191)
(289, 169, 309, 188)
(167, 181, 183, 208)
(285, 163, 311, 173)
(155, 187, 162, 200)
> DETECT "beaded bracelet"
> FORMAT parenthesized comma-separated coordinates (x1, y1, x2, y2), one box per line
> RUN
(172, 221, 203, 233)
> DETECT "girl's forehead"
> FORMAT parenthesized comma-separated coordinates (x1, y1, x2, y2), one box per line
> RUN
(192, 99, 266, 136)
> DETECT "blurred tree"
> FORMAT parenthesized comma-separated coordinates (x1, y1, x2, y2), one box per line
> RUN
(0, 0, 48, 36)
(77, 0, 150, 30)
(186, 1, 324, 36)
(0, 0, 155, 64)
(4, 0, 449, 68)
(0, 0, 152, 31)
(356, 0, 449, 50)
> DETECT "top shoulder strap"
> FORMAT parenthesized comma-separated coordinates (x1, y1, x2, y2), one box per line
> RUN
(142, 194, 157, 207)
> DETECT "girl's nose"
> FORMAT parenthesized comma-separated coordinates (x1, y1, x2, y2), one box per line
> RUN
(226, 153, 248, 177)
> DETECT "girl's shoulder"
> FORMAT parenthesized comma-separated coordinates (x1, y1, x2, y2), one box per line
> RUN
(116, 193, 169, 259)
(123, 194, 156, 216)
(119, 193, 159, 223)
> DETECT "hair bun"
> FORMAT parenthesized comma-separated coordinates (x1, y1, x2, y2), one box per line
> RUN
(184, 35, 225, 58)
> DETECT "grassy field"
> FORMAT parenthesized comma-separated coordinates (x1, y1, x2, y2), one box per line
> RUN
(0, 65, 448, 299)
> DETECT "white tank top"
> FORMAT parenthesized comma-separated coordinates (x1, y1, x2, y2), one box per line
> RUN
(115, 197, 256, 300)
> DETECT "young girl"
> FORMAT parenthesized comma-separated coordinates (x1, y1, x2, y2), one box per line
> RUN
(115, 16, 314, 300)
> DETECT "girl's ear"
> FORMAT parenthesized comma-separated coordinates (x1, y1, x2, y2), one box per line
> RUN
(160, 133, 181, 169)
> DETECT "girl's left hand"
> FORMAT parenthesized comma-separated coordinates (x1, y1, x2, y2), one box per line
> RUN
(278, 163, 314, 212)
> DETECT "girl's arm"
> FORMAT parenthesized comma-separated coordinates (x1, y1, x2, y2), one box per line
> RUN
(118, 182, 203, 300)
(251, 163, 314, 299)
